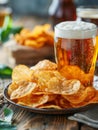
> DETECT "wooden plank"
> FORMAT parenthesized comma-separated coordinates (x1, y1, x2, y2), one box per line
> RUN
(81, 125, 98, 130)
(65, 119, 79, 130)
(7, 104, 79, 130)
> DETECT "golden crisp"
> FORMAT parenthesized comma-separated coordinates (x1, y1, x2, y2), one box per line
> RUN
(8, 59, 98, 109)
(30, 59, 57, 71)
(14, 24, 54, 48)
(62, 86, 95, 105)
(8, 82, 18, 96)
(31, 69, 81, 95)
(17, 94, 49, 108)
(12, 65, 32, 82)
(10, 81, 37, 100)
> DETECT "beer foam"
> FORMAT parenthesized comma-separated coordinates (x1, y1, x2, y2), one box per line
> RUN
(77, 8, 98, 19)
(78, 12, 98, 19)
(55, 21, 97, 39)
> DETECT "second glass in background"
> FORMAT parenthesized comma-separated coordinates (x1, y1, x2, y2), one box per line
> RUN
(0, 0, 12, 27)
(76, 6, 98, 73)
(76, 6, 98, 26)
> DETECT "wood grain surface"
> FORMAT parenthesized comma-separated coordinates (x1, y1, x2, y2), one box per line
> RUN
(0, 103, 97, 130)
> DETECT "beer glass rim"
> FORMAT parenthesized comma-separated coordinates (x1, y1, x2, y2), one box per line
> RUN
(77, 5, 98, 11)
(54, 21, 97, 39)
(76, 6, 98, 18)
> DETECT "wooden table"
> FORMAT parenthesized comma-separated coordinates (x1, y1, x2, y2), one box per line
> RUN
(0, 79, 97, 130)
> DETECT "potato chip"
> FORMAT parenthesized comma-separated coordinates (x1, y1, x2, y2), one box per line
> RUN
(38, 104, 62, 109)
(59, 65, 94, 87)
(20, 28, 31, 36)
(61, 79, 81, 95)
(48, 94, 57, 102)
(31, 70, 81, 95)
(25, 39, 44, 48)
(63, 86, 96, 105)
(8, 82, 18, 96)
(71, 91, 96, 108)
(55, 95, 72, 108)
(88, 91, 98, 103)
(15, 34, 24, 45)
(36, 37, 46, 43)
(30, 59, 57, 71)
(10, 81, 37, 100)
(17, 94, 49, 108)
(31, 70, 66, 94)
(12, 65, 32, 82)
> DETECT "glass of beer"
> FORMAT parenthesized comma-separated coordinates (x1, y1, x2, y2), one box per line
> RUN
(54, 21, 98, 87)
(0, 7, 12, 27)
(76, 6, 98, 26)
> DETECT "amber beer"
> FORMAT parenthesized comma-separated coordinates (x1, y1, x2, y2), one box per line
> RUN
(54, 21, 98, 86)
(0, 7, 12, 27)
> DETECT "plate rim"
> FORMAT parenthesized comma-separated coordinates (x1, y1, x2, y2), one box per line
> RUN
(3, 83, 98, 115)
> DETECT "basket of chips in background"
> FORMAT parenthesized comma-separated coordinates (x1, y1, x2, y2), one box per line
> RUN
(3, 24, 54, 67)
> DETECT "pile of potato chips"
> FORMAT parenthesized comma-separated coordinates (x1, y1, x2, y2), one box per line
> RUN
(14, 24, 54, 48)
(8, 60, 98, 109)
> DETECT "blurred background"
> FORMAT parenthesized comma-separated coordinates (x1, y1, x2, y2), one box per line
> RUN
(8, 0, 98, 17)
(0, 0, 98, 28)
(0, 0, 98, 76)
(5, 0, 98, 28)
